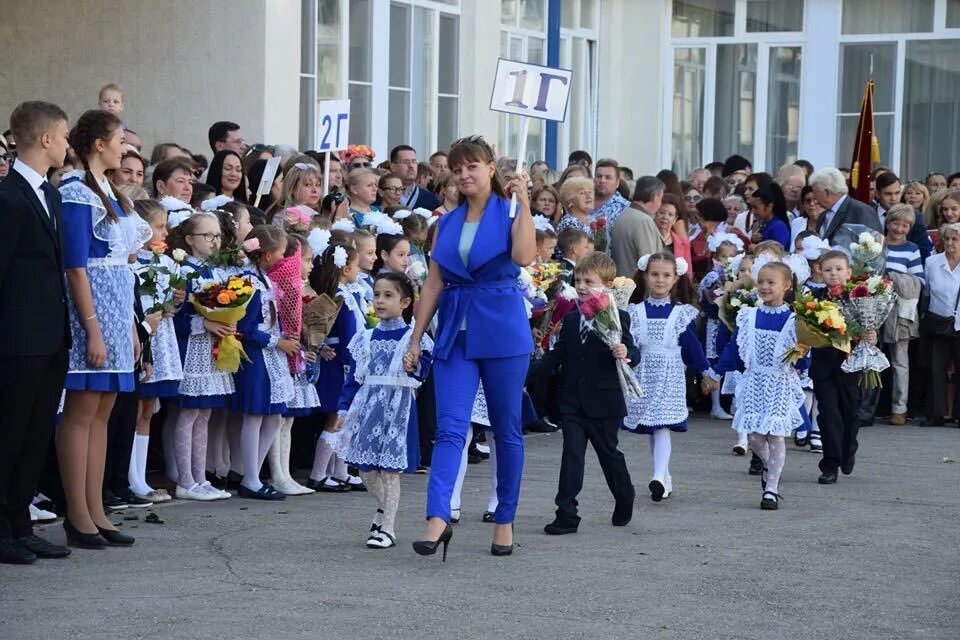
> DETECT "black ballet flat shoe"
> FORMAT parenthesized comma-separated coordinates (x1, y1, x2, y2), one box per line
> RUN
(412, 524, 453, 562)
(748, 454, 764, 476)
(238, 484, 287, 501)
(225, 470, 243, 490)
(482, 511, 496, 523)
(818, 471, 838, 485)
(63, 520, 107, 549)
(96, 526, 135, 546)
(840, 455, 856, 475)
(760, 491, 781, 510)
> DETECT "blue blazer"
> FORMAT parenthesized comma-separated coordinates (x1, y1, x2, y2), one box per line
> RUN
(430, 195, 533, 361)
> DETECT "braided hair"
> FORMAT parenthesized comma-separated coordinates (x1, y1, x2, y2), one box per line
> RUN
(68, 110, 132, 221)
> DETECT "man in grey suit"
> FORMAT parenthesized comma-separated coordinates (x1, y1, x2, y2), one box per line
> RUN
(610, 176, 664, 277)
(811, 167, 882, 241)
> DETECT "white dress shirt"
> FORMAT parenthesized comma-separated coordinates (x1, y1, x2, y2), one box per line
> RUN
(925, 253, 960, 318)
(821, 194, 848, 235)
(12, 159, 51, 217)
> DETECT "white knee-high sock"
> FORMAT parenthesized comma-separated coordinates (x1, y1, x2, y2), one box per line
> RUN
(257, 414, 283, 474)
(240, 414, 265, 491)
(310, 437, 335, 481)
(651, 429, 672, 479)
(486, 435, 499, 514)
(128, 434, 153, 496)
(451, 425, 472, 511)
(710, 389, 724, 413)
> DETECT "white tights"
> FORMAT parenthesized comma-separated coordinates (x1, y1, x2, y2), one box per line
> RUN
(748, 433, 786, 494)
(174, 408, 211, 489)
(361, 470, 400, 536)
(240, 413, 283, 492)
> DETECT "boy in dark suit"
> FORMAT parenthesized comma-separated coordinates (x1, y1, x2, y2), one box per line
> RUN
(535, 252, 640, 534)
(0, 101, 72, 564)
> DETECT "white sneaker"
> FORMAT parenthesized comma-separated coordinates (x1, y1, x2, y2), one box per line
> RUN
(475, 443, 491, 455)
(199, 481, 231, 500)
(175, 483, 220, 501)
(711, 408, 734, 420)
(648, 476, 667, 502)
(29, 504, 58, 523)
(272, 477, 315, 496)
(732, 443, 747, 456)
(663, 474, 673, 499)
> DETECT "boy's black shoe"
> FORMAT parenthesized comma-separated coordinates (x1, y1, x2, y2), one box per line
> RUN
(526, 419, 558, 433)
(818, 471, 838, 484)
(544, 519, 578, 535)
(748, 453, 763, 476)
(840, 455, 855, 475)
(612, 496, 634, 526)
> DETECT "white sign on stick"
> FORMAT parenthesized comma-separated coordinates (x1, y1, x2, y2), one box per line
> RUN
(489, 58, 573, 123)
(315, 99, 351, 151)
(255, 156, 281, 198)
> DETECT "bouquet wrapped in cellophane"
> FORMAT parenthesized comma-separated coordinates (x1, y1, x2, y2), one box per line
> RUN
(717, 282, 759, 331)
(579, 284, 642, 401)
(191, 276, 255, 373)
(782, 288, 851, 364)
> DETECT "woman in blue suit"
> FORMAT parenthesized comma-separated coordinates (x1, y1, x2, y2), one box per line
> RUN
(404, 136, 536, 559)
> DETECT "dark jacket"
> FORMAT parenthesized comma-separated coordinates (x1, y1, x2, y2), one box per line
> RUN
(0, 166, 70, 356)
(820, 194, 883, 241)
(535, 308, 641, 419)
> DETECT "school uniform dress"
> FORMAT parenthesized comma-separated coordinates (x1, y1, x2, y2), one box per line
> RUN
(335, 317, 432, 472)
(315, 282, 365, 411)
(134, 250, 184, 398)
(231, 270, 294, 415)
(426, 195, 533, 524)
(176, 260, 235, 408)
(623, 298, 711, 433)
(699, 267, 725, 362)
(60, 173, 151, 393)
(714, 304, 809, 436)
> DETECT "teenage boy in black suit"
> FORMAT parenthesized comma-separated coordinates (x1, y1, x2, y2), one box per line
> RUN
(535, 252, 639, 534)
(0, 101, 72, 564)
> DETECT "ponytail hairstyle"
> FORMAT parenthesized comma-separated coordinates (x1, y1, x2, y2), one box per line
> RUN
(309, 242, 358, 297)
(374, 271, 416, 323)
(629, 251, 698, 306)
(243, 224, 288, 269)
(373, 233, 409, 274)
(285, 232, 306, 258)
(447, 135, 508, 202)
(133, 198, 165, 225)
(68, 109, 132, 220)
(399, 212, 428, 246)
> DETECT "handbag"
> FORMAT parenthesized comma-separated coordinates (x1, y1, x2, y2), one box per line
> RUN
(920, 288, 960, 337)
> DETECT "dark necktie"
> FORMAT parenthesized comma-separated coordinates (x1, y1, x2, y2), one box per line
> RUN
(39, 182, 57, 229)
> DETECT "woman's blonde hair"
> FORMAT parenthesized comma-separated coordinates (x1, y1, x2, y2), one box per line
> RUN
(929, 190, 960, 228)
(345, 167, 379, 195)
(558, 176, 594, 210)
(268, 162, 322, 217)
(884, 203, 916, 228)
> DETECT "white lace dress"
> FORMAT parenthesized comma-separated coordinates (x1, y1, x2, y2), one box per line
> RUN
(714, 305, 807, 436)
(178, 263, 236, 408)
(334, 318, 433, 472)
(134, 250, 184, 397)
(624, 298, 710, 433)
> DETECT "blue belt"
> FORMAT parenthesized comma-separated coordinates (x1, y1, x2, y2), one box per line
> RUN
(434, 278, 518, 358)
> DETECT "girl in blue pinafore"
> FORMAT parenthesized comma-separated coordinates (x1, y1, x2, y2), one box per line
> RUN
(128, 199, 184, 503)
(404, 136, 535, 558)
(335, 273, 432, 549)
(308, 241, 365, 491)
(57, 110, 153, 543)
(624, 253, 713, 503)
(232, 225, 297, 500)
(167, 212, 235, 502)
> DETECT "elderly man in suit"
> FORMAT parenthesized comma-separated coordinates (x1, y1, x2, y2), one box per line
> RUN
(811, 167, 882, 241)
(610, 176, 664, 277)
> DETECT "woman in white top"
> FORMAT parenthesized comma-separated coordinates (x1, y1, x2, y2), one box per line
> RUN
(922, 222, 960, 425)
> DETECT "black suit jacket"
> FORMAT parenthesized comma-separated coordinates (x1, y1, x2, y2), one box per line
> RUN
(535, 308, 641, 419)
(820, 195, 883, 241)
(0, 166, 71, 356)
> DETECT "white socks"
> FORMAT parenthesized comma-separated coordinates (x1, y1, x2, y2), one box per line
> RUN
(649, 429, 672, 479)
(128, 434, 154, 496)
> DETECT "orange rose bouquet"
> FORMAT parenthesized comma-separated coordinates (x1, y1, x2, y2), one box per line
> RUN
(191, 276, 255, 372)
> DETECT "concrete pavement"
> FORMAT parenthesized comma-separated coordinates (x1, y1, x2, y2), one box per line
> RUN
(1, 417, 958, 639)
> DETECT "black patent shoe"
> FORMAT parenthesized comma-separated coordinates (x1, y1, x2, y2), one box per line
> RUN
(818, 471, 838, 485)
(96, 526, 135, 546)
(63, 520, 107, 549)
(748, 453, 763, 475)
(760, 491, 781, 510)
(412, 525, 453, 562)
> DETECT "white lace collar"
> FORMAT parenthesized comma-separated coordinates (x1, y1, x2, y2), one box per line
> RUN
(646, 296, 672, 306)
(759, 303, 790, 314)
(377, 317, 408, 331)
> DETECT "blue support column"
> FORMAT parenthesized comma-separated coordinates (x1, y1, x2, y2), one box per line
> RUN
(545, 0, 561, 169)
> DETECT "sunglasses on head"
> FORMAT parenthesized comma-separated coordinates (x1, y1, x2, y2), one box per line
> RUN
(245, 144, 275, 157)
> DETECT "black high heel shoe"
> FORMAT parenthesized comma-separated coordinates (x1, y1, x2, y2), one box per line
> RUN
(63, 519, 107, 549)
(490, 524, 514, 556)
(412, 524, 453, 561)
(96, 526, 135, 546)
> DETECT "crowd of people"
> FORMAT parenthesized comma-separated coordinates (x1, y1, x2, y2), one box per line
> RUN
(1, 81, 959, 566)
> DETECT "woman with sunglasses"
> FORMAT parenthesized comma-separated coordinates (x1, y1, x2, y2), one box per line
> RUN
(341, 144, 376, 172)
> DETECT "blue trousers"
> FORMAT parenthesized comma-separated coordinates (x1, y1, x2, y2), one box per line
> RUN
(426, 333, 529, 524)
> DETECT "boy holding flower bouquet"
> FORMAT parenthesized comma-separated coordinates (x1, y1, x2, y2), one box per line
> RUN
(535, 252, 640, 535)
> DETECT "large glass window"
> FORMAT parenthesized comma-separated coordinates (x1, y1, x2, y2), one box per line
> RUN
(437, 13, 460, 150)
(672, 48, 706, 176)
(714, 44, 757, 163)
(902, 40, 960, 179)
(349, 0, 373, 145)
(499, 0, 547, 163)
(841, 0, 934, 34)
(766, 47, 802, 167)
(948, 0, 960, 28)
(746, 0, 803, 33)
(672, 0, 735, 38)
(836, 43, 896, 167)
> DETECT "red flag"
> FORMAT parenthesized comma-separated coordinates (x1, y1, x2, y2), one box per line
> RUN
(849, 80, 880, 204)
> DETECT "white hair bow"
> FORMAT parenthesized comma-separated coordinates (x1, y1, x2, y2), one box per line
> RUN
(307, 228, 331, 257)
(159, 195, 192, 213)
(675, 257, 689, 277)
(707, 232, 744, 253)
(800, 235, 831, 261)
(168, 210, 193, 229)
(412, 207, 433, 219)
(331, 219, 356, 233)
(532, 215, 555, 232)
(392, 209, 413, 220)
(332, 245, 348, 269)
(636, 254, 651, 271)
(200, 195, 232, 212)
